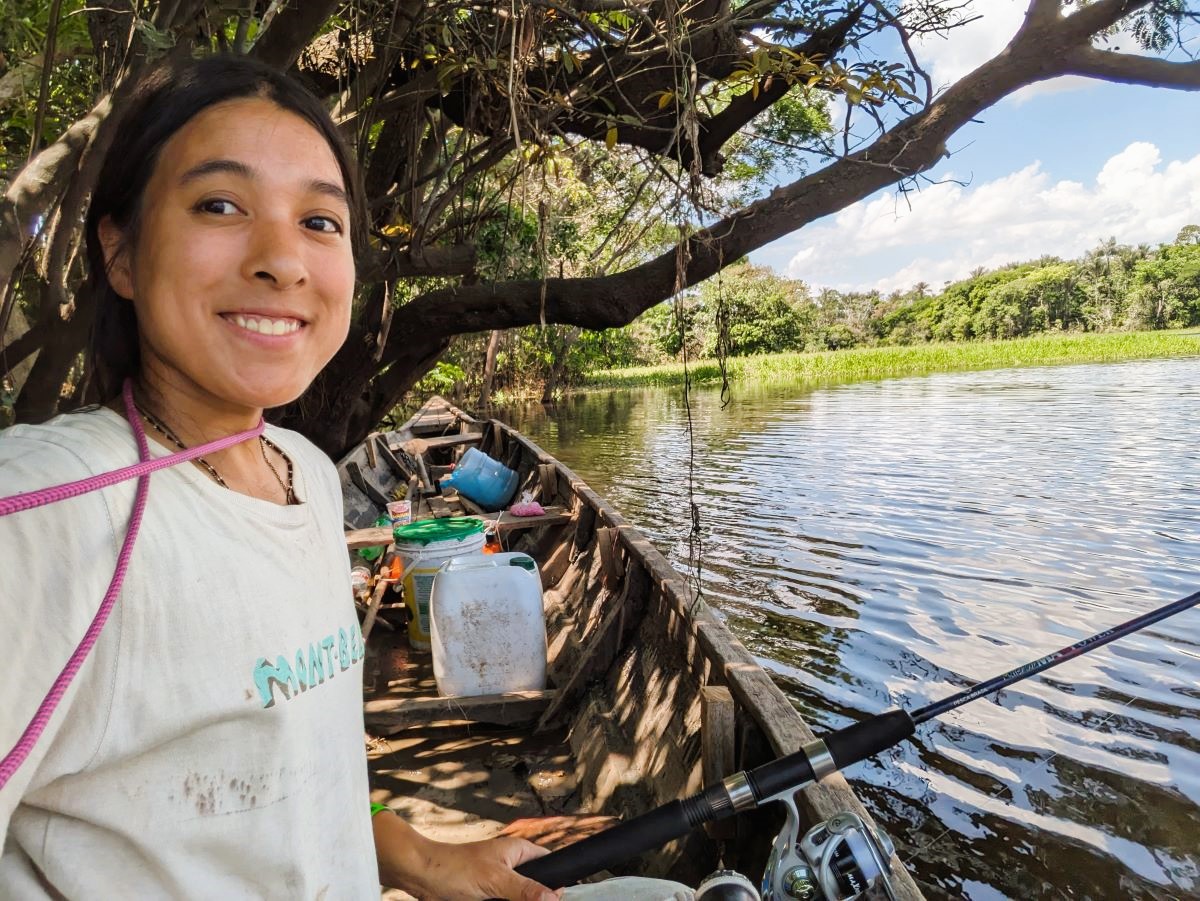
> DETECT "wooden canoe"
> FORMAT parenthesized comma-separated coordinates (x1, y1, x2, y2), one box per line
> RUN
(338, 397, 925, 900)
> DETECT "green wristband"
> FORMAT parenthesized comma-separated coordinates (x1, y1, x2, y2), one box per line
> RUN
(370, 802, 392, 817)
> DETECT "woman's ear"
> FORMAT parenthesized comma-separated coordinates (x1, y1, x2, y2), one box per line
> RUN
(98, 216, 134, 299)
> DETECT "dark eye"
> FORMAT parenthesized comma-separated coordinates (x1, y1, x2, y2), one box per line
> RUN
(304, 216, 343, 234)
(196, 198, 239, 216)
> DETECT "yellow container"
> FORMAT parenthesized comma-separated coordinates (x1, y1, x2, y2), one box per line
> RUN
(393, 518, 486, 650)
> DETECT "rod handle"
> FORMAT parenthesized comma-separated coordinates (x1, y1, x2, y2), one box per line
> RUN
(516, 790, 717, 888)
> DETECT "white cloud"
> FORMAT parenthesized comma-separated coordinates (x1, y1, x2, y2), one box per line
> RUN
(910, 0, 1027, 91)
(777, 142, 1200, 293)
(908, 0, 1132, 103)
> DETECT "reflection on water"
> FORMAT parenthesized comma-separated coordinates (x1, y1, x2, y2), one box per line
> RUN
(501, 357, 1200, 900)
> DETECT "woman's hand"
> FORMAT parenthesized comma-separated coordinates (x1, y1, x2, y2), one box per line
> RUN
(373, 808, 563, 901)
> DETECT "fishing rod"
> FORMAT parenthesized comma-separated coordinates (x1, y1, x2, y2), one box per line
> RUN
(517, 588, 1200, 895)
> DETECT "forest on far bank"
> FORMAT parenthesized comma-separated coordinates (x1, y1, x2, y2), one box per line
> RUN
(427, 226, 1200, 403)
(5, 0, 1198, 453)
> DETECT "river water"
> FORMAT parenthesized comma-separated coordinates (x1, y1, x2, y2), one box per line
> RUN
(501, 356, 1200, 900)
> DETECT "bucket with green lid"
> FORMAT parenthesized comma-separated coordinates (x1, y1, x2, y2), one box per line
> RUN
(393, 517, 486, 650)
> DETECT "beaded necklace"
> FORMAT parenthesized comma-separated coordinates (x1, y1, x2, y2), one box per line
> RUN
(133, 400, 296, 504)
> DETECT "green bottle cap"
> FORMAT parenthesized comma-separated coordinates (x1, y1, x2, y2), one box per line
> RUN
(393, 516, 486, 545)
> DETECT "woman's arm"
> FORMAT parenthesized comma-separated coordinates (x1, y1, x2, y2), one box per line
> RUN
(372, 808, 561, 901)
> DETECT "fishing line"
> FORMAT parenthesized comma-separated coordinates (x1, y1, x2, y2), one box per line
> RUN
(673, 228, 706, 609)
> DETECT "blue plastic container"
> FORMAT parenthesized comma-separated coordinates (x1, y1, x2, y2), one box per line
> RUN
(442, 447, 519, 510)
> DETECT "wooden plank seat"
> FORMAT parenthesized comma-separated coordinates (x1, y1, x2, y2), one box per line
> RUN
(396, 432, 482, 456)
(345, 506, 574, 549)
(407, 410, 459, 436)
(363, 689, 556, 734)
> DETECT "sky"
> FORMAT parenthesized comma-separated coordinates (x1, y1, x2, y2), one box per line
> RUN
(749, 0, 1200, 294)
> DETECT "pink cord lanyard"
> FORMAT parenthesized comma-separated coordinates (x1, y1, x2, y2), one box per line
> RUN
(0, 380, 263, 790)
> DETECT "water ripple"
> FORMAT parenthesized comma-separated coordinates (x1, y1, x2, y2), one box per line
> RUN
(504, 356, 1200, 900)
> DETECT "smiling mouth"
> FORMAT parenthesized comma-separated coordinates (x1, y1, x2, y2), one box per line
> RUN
(222, 313, 305, 336)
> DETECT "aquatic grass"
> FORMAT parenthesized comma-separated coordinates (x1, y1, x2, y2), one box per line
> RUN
(581, 330, 1200, 390)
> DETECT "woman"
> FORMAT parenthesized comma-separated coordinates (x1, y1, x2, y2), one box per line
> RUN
(0, 56, 563, 900)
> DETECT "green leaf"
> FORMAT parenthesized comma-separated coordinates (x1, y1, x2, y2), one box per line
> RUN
(605, 126, 618, 150)
(133, 18, 175, 52)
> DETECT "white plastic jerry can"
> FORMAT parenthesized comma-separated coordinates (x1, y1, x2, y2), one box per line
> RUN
(429, 551, 548, 698)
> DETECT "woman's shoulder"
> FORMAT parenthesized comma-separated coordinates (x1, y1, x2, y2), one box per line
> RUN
(0, 407, 135, 486)
(0, 408, 127, 594)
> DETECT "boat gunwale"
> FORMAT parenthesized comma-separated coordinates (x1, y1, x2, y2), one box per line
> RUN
(345, 397, 925, 900)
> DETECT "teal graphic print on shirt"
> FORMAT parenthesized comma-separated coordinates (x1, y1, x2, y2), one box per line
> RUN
(253, 623, 365, 708)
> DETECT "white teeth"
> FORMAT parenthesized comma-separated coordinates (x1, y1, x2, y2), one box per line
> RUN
(229, 314, 301, 336)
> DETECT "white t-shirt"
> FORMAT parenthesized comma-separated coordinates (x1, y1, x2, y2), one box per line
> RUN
(0, 406, 378, 899)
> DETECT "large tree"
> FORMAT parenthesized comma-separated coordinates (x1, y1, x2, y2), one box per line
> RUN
(2, 0, 1197, 455)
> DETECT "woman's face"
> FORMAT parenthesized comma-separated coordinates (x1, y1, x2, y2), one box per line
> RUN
(103, 97, 356, 412)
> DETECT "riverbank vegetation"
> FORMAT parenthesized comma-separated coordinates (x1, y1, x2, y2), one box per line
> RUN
(426, 229, 1200, 401)
(581, 331, 1200, 390)
(4, 0, 1199, 453)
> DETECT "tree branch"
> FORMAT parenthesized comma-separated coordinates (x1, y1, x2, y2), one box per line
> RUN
(0, 305, 44, 389)
(251, 0, 342, 70)
(331, 0, 426, 125)
(1061, 47, 1200, 88)
(0, 46, 88, 107)
(565, 0, 650, 11)
(361, 244, 479, 281)
(378, 15, 1075, 350)
(870, 0, 932, 105)
(682, 6, 868, 176)
(0, 94, 112, 337)
(1023, 0, 1063, 30)
(1048, 0, 1153, 42)
(28, 0, 66, 159)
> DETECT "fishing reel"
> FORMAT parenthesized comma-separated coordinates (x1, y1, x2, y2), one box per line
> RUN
(760, 796, 897, 901)
(695, 803, 896, 901)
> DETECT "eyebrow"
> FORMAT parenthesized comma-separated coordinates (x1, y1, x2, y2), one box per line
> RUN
(179, 158, 348, 205)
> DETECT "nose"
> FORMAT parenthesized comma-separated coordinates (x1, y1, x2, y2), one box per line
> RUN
(241, 218, 307, 289)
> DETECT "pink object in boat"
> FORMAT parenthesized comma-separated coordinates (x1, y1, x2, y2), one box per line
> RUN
(509, 500, 545, 517)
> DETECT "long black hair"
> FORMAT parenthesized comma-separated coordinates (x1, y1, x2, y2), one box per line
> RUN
(85, 55, 366, 402)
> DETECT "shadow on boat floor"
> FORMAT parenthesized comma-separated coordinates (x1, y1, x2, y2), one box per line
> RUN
(367, 633, 608, 899)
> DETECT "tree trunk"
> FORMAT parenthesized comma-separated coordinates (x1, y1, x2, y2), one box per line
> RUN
(5, 0, 1191, 454)
(540, 327, 579, 404)
(540, 370, 557, 405)
(479, 329, 501, 408)
(272, 329, 451, 460)
(2, 305, 39, 396)
(13, 286, 94, 423)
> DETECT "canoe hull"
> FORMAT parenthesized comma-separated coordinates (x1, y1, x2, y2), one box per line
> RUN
(340, 398, 925, 898)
